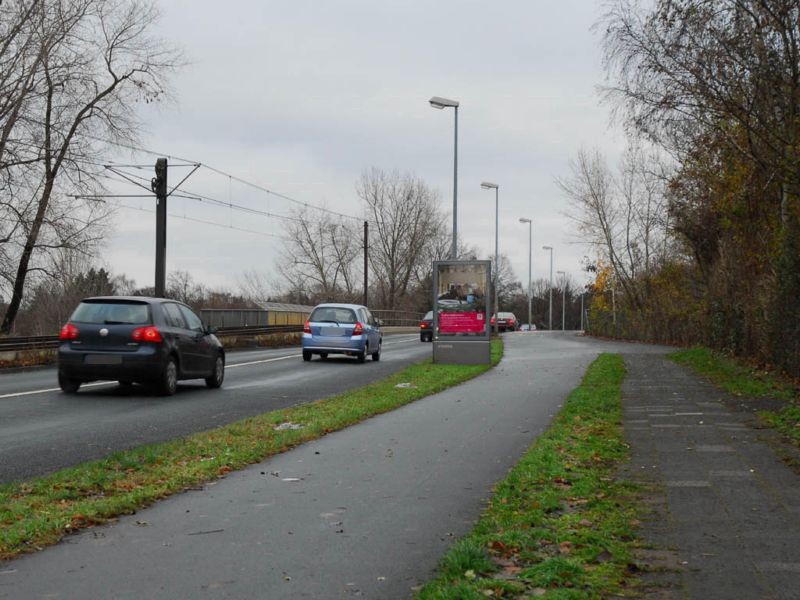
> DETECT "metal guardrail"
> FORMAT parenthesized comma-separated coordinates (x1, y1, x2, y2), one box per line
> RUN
(371, 310, 424, 327)
(0, 325, 304, 353)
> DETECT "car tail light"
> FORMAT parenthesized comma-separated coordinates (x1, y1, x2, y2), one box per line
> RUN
(59, 323, 79, 340)
(420, 321, 429, 329)
(132, 325, 163, 343)
(352, 322, 363, 335)
(509, 319, 515, 325)
(303, 321, 311, 334)
(490, 317, 496, 325)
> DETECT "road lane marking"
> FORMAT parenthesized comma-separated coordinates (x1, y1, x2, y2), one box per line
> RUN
(227, 354, 298, 368)
(0, 381, 114, 399)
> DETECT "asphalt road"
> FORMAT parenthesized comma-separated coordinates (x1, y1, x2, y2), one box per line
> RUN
(0, 332, 671, 599)
(0, 334, 428, 484)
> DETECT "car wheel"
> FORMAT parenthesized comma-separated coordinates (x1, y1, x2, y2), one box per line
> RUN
(357, 344, 367, 363)
(372, 341, 381, 361)
(302, 350, 312, 362)
(205, 354, 225, 389)
(320, 353, 328, 361)
(58, 373, 81, 394)
(159, 357, 178, 396)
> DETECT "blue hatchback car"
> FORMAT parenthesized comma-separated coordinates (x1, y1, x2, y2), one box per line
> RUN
(302, 303, 382, 363)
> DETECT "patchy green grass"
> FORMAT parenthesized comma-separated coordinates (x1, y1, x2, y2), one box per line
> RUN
(670, 347, 800, 444)
(670, 347, 796, 401)
(0, 341, 502, 560)
(417, 354, 641, 599)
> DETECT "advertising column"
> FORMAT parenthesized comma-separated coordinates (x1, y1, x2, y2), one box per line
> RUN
(432, 260, 491, 365)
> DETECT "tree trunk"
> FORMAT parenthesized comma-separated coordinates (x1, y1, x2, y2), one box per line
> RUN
(1, 177, 55, 334)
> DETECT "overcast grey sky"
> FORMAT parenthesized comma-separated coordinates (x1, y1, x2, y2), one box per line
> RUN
(103, 0, 626, 294)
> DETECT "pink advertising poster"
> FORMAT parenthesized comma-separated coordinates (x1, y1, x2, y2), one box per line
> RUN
(439, 311, 484, 334)
(435, 262, 489, 336)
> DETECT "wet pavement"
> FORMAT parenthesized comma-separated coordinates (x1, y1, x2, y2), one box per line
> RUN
(2, 335, 798, 599)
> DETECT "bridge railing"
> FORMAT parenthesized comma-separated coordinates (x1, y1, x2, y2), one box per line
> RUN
(371, 310, 424, 327)
(0, 325, 304, 354)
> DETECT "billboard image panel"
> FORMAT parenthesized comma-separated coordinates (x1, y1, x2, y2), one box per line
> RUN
(435, 261, 489, 337)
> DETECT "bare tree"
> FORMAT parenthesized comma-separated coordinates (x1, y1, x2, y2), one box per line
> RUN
(238, 269, 273, 306)
(273, 209, 361, 303)
(358, 168, 444, 310)
(0, 0, 182, 334)
(488, 253, 522, 312)
(167, 270, 206, 308)
(558, 144, 672, 311)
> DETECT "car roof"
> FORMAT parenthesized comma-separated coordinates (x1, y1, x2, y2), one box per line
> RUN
(81, 296, 163, 304)
(312, 303, 367, 310)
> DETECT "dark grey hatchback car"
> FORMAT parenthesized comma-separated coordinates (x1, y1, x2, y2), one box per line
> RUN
(57, 296, 225, 396)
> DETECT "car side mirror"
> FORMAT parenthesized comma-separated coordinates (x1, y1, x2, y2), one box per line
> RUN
(205, 325, 218, 335)
(376, 318, 384, 327)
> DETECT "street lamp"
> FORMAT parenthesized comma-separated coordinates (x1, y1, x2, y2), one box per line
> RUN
(542, 245, 553, 331)
(481, 181, 499, 336)
(429, 96, 459, 259)
(557, 270, 566, 331)
(519, 218, 532, 330)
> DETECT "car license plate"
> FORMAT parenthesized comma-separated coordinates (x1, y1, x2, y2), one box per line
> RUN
(321, 327, 347, 337)
(85, 354, 122, 365)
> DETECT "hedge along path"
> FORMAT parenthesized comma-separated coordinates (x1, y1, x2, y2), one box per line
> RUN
(0, 341, 502, 560)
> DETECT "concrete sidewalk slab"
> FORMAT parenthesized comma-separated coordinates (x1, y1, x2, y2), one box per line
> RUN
(621, 353, 800, 600)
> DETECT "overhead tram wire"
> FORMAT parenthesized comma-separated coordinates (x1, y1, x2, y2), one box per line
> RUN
(17, 131, 360, 222)
(93, 170, 307, 225)
(93, 137, 361, 222)
(104, 200, 292, 241)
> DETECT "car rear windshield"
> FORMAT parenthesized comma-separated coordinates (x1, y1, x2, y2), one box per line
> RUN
(423, 311, 433, 320)
(310, 307, 357, 324)
(70, 301, 150, 325)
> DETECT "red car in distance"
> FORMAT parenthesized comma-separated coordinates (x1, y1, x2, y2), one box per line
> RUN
(490, 312, 519, 332)
(419, 311, 433, 342)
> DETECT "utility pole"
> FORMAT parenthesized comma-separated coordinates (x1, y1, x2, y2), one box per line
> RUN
(363, 221, 368, 306)
(151, 158, 168, 297)
(557, 270, 566, 330)
(543, 245, 553, 331)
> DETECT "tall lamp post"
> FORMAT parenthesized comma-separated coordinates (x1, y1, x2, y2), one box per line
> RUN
(542, 245, 553, 331)
(557, 270, 566, 330)
(481, 181, 500, 336)
(519, 218, 532, 330)
(429, 96, 460, 259)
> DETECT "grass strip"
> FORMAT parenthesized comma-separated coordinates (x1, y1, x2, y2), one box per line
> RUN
(417, 353, 639, 600)
(670, 347, 800, 445)
(0, 340, 502, 560)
